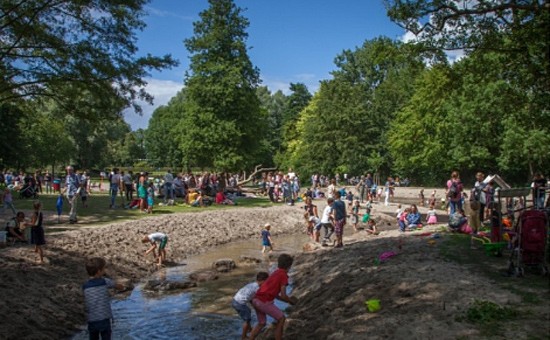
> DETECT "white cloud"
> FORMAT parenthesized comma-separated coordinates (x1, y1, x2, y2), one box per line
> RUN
(261, 74, 320, 95)
(399, 28, 465, 64)
(145, 6, 194, 21)
(124, 78, 183, 130)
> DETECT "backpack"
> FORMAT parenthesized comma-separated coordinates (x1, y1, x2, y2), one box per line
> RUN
(447, 180, 461, 199)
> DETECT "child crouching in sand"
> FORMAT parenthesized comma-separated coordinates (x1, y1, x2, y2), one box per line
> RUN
(142, 232, 168, 266)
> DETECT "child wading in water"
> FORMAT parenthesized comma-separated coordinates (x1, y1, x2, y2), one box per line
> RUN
(232, 271, 269, 340)
(250, 254, 298, 340)
(261, 223, 274, 253)
(142, 232, 168, 266)
(83, 257, 126, 339)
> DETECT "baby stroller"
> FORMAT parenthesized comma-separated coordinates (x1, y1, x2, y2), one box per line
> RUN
(508, 209, 548, 276)
(19, 183, 38, 199)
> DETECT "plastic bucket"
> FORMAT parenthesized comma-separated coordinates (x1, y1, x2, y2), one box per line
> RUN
(365, 299, 381, 312)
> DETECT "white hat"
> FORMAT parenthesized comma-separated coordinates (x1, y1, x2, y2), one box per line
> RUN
(264, 223, 271, 227)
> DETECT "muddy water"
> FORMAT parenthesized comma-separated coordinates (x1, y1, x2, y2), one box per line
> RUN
(72, 231, 314, 339)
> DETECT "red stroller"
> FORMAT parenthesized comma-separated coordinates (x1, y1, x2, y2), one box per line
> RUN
(508, 209, 548, 276)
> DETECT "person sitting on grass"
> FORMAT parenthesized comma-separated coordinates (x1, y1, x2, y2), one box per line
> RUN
(142, 232, 168, 266)
(215, 189, 234, 205)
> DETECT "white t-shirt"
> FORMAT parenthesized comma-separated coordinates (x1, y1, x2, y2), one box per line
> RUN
(148, 232, 167, 243)
(233, 282, 259, 305)
(321, 205, 333, 224)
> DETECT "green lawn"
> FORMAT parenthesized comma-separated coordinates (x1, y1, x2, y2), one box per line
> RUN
(12, 192, 275, 227)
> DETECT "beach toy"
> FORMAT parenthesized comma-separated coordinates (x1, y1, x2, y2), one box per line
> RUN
(379, 251, 397, 262)
(365, 299, 381, 312)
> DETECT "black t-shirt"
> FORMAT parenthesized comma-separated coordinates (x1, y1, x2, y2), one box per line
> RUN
(534, 178, 546, 197)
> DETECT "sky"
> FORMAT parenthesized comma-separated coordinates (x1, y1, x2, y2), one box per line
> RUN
(124, 0, 409, 130)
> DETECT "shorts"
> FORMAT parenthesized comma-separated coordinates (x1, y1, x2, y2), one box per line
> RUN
(159, 236, 168, 250)
(334, 218, 346, 236)
(232, 299, 252, 322)
(147, 197, 153, 206)
(350, 214, 358, 225)
(252, 298, 284, 325)
(262, 240, 271, 247)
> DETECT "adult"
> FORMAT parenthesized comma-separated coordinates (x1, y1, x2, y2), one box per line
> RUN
(43, 170, 52, 194)
(287, 168, 296, 181)
(163, 169, 174, 204)
(446, 171, 463, 215)
(365, 173, 374, 201)
(384, 177, 394, 206)
(327, 179, 336, 199)
(331, 191, 347, 248)
(472, 172, 488, 222)
(532, 172, 547, 209)
(63, 165, 80, 223)
(406, 204, 422, 230)
(356, 176, 366, 203)
(109, 168, 121, 209)
(123, 170, 134, 201)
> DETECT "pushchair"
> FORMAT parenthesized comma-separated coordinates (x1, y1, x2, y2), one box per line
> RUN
(19, 183, 38, 199)
(508, 209, 548, 276)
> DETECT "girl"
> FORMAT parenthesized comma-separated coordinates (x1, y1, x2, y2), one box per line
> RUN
(147, 181, 155, 214)
(351, 200, 360, 232)
(30, 200, 46, 264)
(426, 204, 438, 224)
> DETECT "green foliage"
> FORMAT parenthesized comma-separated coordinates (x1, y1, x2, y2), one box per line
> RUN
(0, 0, 177, 118)
(464, 300, 519, 324)
(178, 0, 267, 171)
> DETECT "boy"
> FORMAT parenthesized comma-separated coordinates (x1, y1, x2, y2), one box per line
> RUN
(261, 224, 274, 253)
(320, 197, 334, 246)
(250, 254, 298, 340)
(232, 271, 269, 340)
(83, 257, 125, 340)
(142, 232, 168, 266)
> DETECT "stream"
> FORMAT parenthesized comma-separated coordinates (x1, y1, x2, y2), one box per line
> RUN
(72, 232, 312, 339)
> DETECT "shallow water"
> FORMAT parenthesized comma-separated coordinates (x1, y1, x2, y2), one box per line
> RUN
(72, 232, 312, 339)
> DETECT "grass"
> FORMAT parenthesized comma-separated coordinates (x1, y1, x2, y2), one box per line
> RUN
(10, 192, 275, 228)
(439, 232, 548, 337)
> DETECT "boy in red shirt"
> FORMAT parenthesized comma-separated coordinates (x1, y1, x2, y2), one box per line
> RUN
(250, 253, 298, 340)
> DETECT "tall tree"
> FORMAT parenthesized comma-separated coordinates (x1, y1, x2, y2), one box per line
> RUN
(179, 0, 266, 171)
(0, 0, 177, 117)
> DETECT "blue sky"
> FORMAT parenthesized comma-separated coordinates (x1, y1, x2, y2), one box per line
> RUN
(125, 0, 408, 130)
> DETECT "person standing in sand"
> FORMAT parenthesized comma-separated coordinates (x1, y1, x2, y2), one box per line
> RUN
(261, 224, 274, 253)
(29, 200, 46, 264)
(332, 191, 347, 247)
(321, 197, 335, 246)
(142, 232, 168, 266)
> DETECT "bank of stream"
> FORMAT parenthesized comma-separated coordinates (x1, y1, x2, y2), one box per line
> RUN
(72, 231, 312, 339)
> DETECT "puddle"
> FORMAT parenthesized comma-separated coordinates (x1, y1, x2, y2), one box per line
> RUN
(72, 231, 314, 339)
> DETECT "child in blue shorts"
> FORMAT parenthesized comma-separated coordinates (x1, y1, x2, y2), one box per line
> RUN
(142, 232, 168, 266)
(232, 271, 269, 340)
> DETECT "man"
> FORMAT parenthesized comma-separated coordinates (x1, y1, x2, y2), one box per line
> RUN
(63, 165, 80, 223)
(163, 169, 174, 204)
(123, 170, 134, 201)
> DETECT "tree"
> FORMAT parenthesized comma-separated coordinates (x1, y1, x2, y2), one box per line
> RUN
(0, 0, 177, 117)
(179, 0, 266, 171)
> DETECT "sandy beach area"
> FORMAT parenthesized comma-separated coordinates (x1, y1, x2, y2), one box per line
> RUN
(0, 186, 547, 339)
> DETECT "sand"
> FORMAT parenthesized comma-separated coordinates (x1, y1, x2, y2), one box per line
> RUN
(0, 186, 548, 339)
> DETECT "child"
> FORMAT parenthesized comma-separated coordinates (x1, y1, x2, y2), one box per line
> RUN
(419, 189, 425, 206)
(428, 190, 437, 207)
(147, 181, 155, 214)
(142, 232, 168, 266)
(309, 216, 322, 242)
(250, 254, 298, 340)
(232, 271, 269, 340)
(261, 224, 274, 253)
(320, 198, 335, 246)
(29, 200, 46, 264)
(469, 201, 482, 248)
(366, 219, 378, 235)
(80, 181, 89, 208)
(398, 208, 409, 232)
(351, 200, 360, 232)
(2, 187, 16, 216)
(395, 204, 403, 227)
(346, 190, 354, 210)
(56, 194, 63, 223)
(426, 204, 438, 224)
(82, 257, 126, 340)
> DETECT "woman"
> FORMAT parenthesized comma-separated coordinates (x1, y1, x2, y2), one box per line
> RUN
(406, 204, 422, 230)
